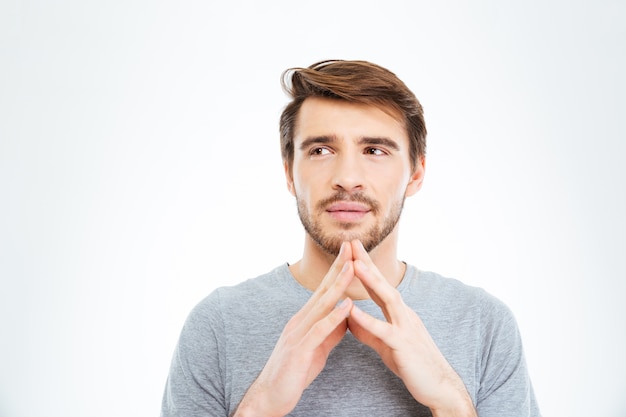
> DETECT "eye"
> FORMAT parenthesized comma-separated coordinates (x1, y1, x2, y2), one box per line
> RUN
(309, 147, 331, 156)
(365, 147, 386, 156)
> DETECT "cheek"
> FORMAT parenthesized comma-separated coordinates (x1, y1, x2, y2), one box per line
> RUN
(292, 177, 314, 204)
(381, 170, 409, 193)
(388, 188, 406, 206)
(291, 164, 311, 195)
(378, 182, 409, 211)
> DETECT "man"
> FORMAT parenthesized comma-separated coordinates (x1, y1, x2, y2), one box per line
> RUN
(161, 60, 541, 416)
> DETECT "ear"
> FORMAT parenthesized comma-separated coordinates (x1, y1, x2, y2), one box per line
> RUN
(284, 161, 296, 196)
(405, 157, 426, 197)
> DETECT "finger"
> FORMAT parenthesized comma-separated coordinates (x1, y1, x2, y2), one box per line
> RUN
(347, 311, 383, 352)
(319, 310, 349, 354)
(301, 297, 353, 351)
(348, 304, 394, 350)
(299, 260, 355, 331)
(316, 241, 353, 293)
(351, 242, 405, 324)
(307, 241, 353, 301)
(292, 242, 353, 323)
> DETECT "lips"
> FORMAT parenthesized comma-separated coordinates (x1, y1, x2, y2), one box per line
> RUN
(326, 202, 371, 222)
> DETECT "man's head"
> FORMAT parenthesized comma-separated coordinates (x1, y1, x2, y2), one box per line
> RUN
(280, 60, 427, 256)
(280, 60, 427, 174)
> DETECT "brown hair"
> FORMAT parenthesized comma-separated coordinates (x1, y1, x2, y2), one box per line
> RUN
(279, 60, 427, 171)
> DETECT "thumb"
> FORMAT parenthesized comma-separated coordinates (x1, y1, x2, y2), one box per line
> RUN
(347, 306, 383, 352)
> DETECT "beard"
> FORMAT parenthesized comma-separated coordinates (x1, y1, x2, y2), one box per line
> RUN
(296, 190, 405, 256)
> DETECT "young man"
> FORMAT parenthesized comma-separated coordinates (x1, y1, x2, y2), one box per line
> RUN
(161, 60, 541, 416)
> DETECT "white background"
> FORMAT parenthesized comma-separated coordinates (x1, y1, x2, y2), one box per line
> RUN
(1, 1, 625, 416)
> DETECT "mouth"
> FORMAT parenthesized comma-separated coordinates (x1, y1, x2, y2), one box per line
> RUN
(325, 202, 371, 222)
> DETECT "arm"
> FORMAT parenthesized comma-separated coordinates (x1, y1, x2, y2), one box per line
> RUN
(232, 242, 356, 417)
(161, 293, 229, 416)
(347, 240, 477, 417)
(474, 299, 541, 416)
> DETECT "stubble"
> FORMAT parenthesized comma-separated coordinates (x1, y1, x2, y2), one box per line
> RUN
(296, 191, 405, 256)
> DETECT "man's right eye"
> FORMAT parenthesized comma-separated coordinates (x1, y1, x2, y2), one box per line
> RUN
(310, 147, 331, 156)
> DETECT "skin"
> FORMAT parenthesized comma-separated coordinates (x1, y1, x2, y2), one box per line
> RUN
(234, 97, 476, 417)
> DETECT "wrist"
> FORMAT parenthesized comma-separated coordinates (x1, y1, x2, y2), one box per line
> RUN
(233, 402, 278, 417)
(424, 375, 477, 417)
(232, 384, 284, 417)
(428, 390, 477, 417)
(430, 405, 477, 417)
(232, 403, 268, 417)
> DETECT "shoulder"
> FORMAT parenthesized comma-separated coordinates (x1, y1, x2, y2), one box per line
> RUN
(184, 264, 307, 332)
(402, 267, 519, 340)
(407, 267, 512, 314)
(403, 268, 530, 395)
(190, 263, 288, 308)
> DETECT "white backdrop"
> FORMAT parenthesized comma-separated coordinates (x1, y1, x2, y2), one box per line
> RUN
(1, 1, 625, 416)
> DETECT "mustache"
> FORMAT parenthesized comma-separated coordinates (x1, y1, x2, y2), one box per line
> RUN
(316, 191, 380, 214)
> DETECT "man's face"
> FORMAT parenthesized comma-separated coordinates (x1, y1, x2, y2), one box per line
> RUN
(286, 97, 425, 256)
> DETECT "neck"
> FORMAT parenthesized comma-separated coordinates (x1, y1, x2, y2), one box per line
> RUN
(289, 229, 405, 300)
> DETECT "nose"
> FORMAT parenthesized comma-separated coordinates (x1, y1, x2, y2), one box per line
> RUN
(331, 153, 364, 193)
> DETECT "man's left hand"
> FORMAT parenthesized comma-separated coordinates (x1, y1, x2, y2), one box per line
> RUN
(346, 240, 477, 417)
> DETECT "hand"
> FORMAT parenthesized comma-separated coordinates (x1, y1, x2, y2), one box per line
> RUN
(234, 242, 355, 417)
(347, 240, 477, 416)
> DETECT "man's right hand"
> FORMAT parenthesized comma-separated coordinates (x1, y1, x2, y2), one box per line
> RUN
(233, 242, 355, 417)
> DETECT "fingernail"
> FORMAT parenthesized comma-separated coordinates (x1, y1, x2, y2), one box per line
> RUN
(339, 242, 346, 255)
(338, 298, 352, 317)
(341, 261, 350, 273)
(355, 259, 368, 271)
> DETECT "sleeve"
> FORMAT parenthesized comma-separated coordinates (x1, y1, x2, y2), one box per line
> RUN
(476, 296, 542, 417)
(161, 291, 228, 417)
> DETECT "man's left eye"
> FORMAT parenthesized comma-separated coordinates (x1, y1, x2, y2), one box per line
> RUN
(365, 148, 386, 156)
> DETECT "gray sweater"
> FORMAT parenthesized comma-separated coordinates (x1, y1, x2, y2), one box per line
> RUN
(161, 264, 540, 416)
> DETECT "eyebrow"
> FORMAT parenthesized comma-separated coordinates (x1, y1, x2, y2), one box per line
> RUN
(299, 135, 336, 151)
(359, 137, 401, 151)
(298, 135, 401, 152)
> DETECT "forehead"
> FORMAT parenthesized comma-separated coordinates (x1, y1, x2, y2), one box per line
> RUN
(294, 97, 408, 145)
